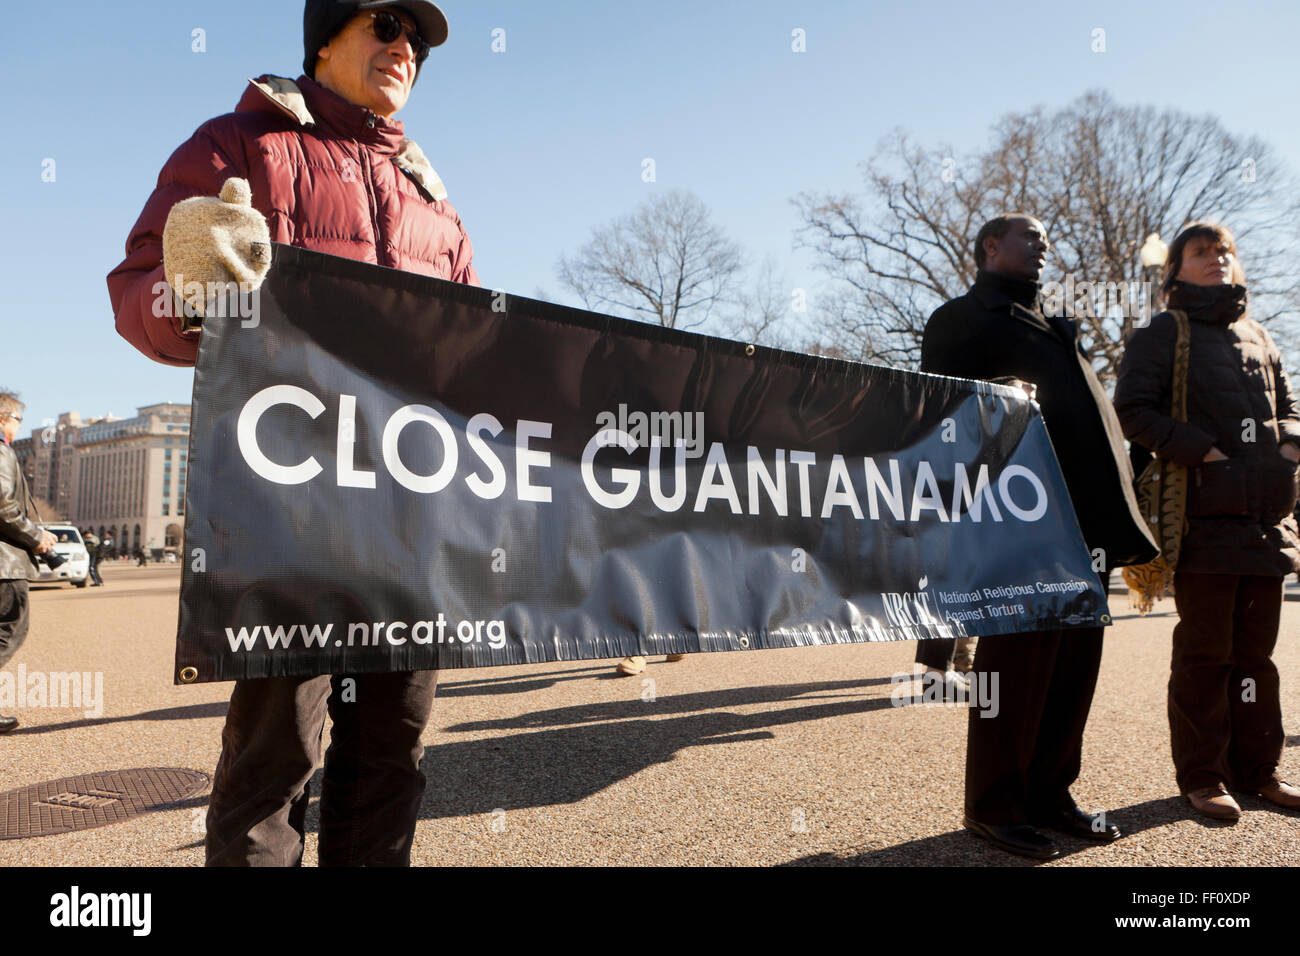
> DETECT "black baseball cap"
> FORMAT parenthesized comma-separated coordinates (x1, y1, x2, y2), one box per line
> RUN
(304, 0, 449, 78)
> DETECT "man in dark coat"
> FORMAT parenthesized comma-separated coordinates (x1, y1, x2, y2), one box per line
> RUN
(0, 391, 58, 734)
(920, 214, 1158, 859)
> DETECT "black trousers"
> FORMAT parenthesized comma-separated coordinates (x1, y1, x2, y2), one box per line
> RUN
(205, 669, 438, 867)
(1169, 572, 1284, 794)
(964, 617, 1105, 826)
(916, 637, 956, 670)
(0, 579, 29, 670)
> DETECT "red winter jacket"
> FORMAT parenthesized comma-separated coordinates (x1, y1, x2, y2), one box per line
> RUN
(108, 74, 480, 367)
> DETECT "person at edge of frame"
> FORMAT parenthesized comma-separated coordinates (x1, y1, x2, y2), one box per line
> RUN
(1114, 221, 1300, 822)
(0, 391, 59, 734)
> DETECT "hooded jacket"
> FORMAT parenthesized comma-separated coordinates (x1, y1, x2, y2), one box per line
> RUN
(108, 74, 479, 367)
(1114, 282, 1300, 575)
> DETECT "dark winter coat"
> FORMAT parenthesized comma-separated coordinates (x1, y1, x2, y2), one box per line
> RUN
(107, 74, 479, 368)
(921, 270, 1158, 569)
(1114, 282, 1300, 575)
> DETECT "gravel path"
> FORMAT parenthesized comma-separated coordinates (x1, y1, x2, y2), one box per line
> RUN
(1, 565, 1296, 866)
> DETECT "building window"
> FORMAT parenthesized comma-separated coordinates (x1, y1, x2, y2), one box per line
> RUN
(162, 502, 169, 516)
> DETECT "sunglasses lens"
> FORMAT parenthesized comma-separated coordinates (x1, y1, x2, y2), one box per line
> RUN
(371, 11, 428, 62)
(373, 12, 402, 43)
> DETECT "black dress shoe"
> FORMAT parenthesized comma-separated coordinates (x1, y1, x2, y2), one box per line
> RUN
(964, 815, 1059, 860)
(1031, 806, 1121, 843)
(0, 716, 19, 734)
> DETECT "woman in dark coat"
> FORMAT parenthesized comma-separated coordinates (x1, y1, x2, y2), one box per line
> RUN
(1115, 222, 1300, 821)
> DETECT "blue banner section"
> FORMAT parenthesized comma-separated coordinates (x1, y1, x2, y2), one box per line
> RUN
(176, 245, 1107, 683)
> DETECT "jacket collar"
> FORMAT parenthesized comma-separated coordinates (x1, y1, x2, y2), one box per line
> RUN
(971, 269, 1040, 310)
(237, 74, 448, 201)
(1167, 281, 1248, 326)
(969, 269, 1071, 343)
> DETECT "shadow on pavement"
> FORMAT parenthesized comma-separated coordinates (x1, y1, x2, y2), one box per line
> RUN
(414, 689, 905, 821)
(443, 677, 896, 731)
(436, 664, 627, 698)
(63, 586, 183, 601)
(7, 700, 228, 735)
(781, 795, 1202, 866)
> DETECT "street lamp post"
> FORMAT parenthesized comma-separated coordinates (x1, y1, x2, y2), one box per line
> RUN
(1138, 233, 1168, 327)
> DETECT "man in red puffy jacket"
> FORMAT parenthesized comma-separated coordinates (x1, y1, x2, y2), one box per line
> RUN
(107, 0, 476, 866)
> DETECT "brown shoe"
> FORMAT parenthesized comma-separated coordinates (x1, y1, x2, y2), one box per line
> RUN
(665, 654, 687, 662)
(1186, 785, 1241, 821)
(615, 656, 647, 676)
(1256, 780, 1300, 811)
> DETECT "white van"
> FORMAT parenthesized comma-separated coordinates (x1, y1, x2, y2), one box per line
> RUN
(26, 524, 91, 588)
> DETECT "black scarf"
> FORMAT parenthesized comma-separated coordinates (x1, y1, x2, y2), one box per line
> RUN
(1166, 281, 1248, 326)
(975, 269, 1041, 311)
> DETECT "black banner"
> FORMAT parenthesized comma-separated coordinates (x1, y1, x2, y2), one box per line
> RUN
(175, 245, 1109, 683)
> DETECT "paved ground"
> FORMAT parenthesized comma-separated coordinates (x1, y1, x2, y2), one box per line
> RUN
(1, 563, 1297, 866)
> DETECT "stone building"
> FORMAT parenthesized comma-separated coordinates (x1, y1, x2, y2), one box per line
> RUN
(12, 403, 191, 556)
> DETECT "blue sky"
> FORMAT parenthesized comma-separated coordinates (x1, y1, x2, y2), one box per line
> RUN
(2, 0, 1298, 436)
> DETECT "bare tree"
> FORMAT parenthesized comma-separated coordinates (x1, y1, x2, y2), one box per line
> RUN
(558, 190, 744, 331)
(715, 255, 801, 349)
(794, 90, 1300, 383)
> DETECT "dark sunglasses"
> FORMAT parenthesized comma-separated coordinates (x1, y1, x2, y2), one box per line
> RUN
(367, 11, 430, 64)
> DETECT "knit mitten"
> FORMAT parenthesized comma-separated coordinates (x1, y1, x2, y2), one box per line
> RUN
(162, 177, 271, 326)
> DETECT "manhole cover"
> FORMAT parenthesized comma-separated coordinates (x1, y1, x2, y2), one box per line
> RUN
(0, 768, 209, 839)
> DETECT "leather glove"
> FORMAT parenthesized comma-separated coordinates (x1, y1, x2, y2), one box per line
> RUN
(162, 177, 271, 329)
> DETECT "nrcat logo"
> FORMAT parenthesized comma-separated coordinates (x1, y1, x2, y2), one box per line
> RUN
(881, 575, 967, 641)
